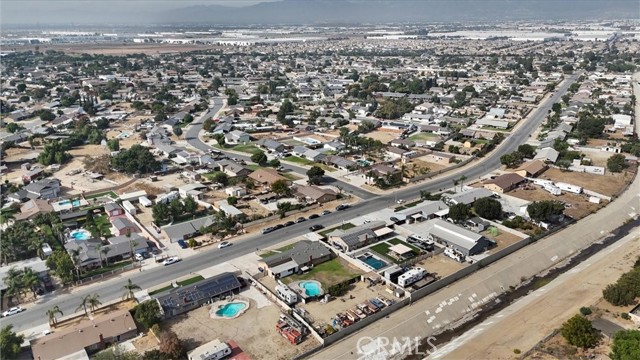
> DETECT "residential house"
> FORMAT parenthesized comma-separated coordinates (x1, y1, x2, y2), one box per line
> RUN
(178, 183, 206, 200)
(104, 203, 124, 217)
(292, 185, 337, 204)
(110, 217, 139, 236)
(365, 164, 402, 184)
(327, 221, 393, 252)
(394, 200, 449, 224)
(30, 309, 138, 360)
(513, 160, 548, 178)
(324, 141, 346, 152)
(259, 240, 333, 278)
(225, 186, 247, 197)
(534, 147, 560, 163)
(385, 146, 408, 160)
(248, 168, 288, 186)
(420, 219, 495, 256)
(256, 138, 285, 153)
(475, 118, 510, 129)
(154, 273, 242, 318)
(14, 199, 53, 221)
(323, 155, 356, 170)
(225, 130, 250, 144)
(24, 178, 61, 199)
(389, 138, 416, 149)
(483, 173, 526, 193)
(443, 188, 494, 206)
(64, 234, 147, 270)
(218, 200, 244, 218)
(162, 216, 215, 243)
(22, 166, 44, 183)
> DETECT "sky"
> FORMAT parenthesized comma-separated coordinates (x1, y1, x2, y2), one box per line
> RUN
(0, 0, 274, 25)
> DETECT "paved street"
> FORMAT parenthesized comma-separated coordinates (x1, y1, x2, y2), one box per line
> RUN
(5, 75, 580, 335)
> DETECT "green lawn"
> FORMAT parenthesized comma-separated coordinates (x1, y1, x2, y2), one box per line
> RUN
(247, 164, 260, 171)
(370, 243, 391, 258)
(232, 144, 262, 155)
(260, 243, 298, 259)
(203, 171, 225, 180)
(370, 238, 420, 264)
(85, 191, 118, 200)
(319, 222, 356, 237)
(394, 200, 422, 211)
(283, 258, 363, 288)
(408, 133, 439, 141)
(80, 261, 131, 280)
(285, 156, 315, 166)
(282, 172, 302, 181)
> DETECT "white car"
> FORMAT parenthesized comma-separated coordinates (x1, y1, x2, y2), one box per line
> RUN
(2, 306, 25, 317)
(397, 199, 406, 204)
(218, 241, 231, 249)
(162, 257, 181, 266)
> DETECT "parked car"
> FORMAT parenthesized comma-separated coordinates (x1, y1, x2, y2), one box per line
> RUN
(2, 306, 24, 317)
(218, 241, 231, 249)
(321, 210, 332, 216)
(274, 224, 285, 230)
(308, 214, 320, 219)
(262, 227, 274, 234)
(177, 240, 188, 249)
(309, 224, 324, 231)
(396, 199, 405, 204)
(335, 204, 349, 211)
(162, 257, 181, 266)
(284, 221, 295, 227)
(296, 217, 306, 223)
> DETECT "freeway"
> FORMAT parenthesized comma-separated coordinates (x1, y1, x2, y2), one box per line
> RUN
(5, 75, 577, 334)
(184, 97, 375, 199)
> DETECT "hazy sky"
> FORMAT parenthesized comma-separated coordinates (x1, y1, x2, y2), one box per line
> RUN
(1, 0, 274, 25)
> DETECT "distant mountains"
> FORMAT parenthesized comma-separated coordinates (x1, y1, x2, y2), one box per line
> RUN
(159, 0, 638, 25)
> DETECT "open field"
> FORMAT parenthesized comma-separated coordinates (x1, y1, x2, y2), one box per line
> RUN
(481, 228, 526, 248)
(509, 187, 605, 219)
(364, 130, 401, 144)
(12, 43, 215, 55)
(416, 254, 467, 278)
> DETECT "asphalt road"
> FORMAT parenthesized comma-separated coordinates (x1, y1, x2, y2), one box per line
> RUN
(184, 98, 375, 199)
(5, 75, 577, 333)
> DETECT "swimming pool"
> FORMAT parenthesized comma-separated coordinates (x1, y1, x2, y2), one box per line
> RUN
(215, 302, 247, 318)
(59, 199, 81, 207)
(299, 281, 322, 297)
(69, 229, 92, 241)
(358, 254, 388, 270)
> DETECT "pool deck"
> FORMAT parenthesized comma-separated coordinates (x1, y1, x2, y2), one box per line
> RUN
(209, 298, 250, 319)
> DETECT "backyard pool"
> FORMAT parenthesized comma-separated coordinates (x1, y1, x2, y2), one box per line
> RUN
(299, 281, 323, 297)
(58, 199, 81, 207)
(69, 229, 92, 241)
(215, 302, 247, 318)
(358, 253, 388, 270)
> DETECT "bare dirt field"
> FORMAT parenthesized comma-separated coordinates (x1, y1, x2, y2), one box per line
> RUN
(164, 296, 319, 360)
(482, 228, 525, 248)
(509, 187, 604, 220)
(417, 254, 467, 279)
(364, 130, 401, 144)
(412, 158, 449, 174)
(538, 166, 636, 197)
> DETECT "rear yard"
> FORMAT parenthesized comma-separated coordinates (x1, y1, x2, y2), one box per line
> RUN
(538, 166, 635, 197)
(282, 258, 363, 289)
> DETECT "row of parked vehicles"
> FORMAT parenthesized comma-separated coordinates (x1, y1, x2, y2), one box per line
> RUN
(332, 296, 395, 329)
(406, 234, 436, 252)
(262, 206, 350, 234)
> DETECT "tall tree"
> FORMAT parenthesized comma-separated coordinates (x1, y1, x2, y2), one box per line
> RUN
(46, 305, 63, 327)
(0, 325, 24, 359)
(122, 279, 141, 301)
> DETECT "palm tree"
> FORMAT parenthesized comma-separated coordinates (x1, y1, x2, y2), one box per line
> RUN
(3, 267, 24, 305)
(95, 244, 104, 268)
(27, 237, 46, 259)
(76, 294, 91, 317)
(87, 294, 102, 314)
(121, 279, 141, 300)
(129, 240, 139, 265)
(46, 305, 63, 327)
(458, 175, 468, 191)
(21, 267, 40, 299)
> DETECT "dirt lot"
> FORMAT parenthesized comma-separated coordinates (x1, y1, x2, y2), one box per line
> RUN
(509, 187, 605, 220)
(297, 282, 391, 327)
(538, 166, 636, 197)
(482, 228, 526, 248)
(411, 158, 449, 174)
(417, 253, 467, 279)
(364, 129, 402, 144)
(162, 295, 319, 359)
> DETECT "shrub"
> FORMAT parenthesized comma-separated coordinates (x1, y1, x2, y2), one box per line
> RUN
(620, 313, 630, 320)
(560, 314, 599, 349)
(513, 349, 521, 354)
(580, 307, 592, 316)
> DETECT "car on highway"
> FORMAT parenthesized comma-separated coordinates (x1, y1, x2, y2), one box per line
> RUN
(177, 239, 188, 249)
(296, 217, 306, 223)
(308, 214, 320, 219)
(309, 224, 324, 231)
(321, 210, 331, 216)
(218, 241, 231, 249)
(162, 257, 181, 266)
(284, 221, 295, 227)
(2, 306, 25, 317)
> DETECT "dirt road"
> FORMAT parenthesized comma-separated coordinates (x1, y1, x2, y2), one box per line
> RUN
(430, 231, 640, 359)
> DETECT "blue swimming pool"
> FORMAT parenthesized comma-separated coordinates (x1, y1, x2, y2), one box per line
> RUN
(299, 281, 322, 297)
(358, 254, 388, 270)
(59, 199, 81, 207)
(215, 302, 246, 318)
(69, 229, 92, 241)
